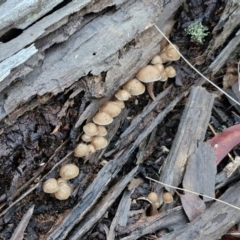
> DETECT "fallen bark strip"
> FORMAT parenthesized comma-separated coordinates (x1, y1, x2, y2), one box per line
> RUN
(107, 189, 133, 240)
(159, 87, 215, 193)
(161, 180, 240, 240)
(46, 91, 185, 240)
(69, 168, 138, 240)
(118, 206, 188, 240)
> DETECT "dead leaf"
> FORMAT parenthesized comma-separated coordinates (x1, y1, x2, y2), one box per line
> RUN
(209, 124, 240, 165)
(176, 192, 206, 221)
(128, 178, 144, 190)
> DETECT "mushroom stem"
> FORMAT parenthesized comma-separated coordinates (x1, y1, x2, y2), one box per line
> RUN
(146, 82, 156, 100)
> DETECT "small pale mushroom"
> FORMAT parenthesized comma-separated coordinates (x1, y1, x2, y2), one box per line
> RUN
(81, 133, 92, 142)
(165, 66, 176, 78)
(99, 101, 121, 117)
(97, 126, 107, 137)
(74, 143, 90, 157)
(54, 181, 71, 200)
(59, 163, 79, 180)
(147, 192, 158, 203)
(93, 112, 113, 126)
(112, 100, 125, 109)
(151, 55, 163, 64)
(163, 44, 180, 61)
(91, 136, 108, 150)
(115, 89, 131, 101)
(83, 122, 99, 136)
(162, 192, 173, 203)
(88, 144, 96, 154)
(123, 78, 145, 96)
(136, 65, 163, 101)
(43, 178, 59, 193)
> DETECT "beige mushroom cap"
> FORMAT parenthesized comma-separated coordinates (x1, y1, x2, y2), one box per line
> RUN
(147, 192, 158, 203)
(43, 178, 59, 193)
(91, 136, 108, 150)
(166, 48, 180, 61)
(97, 126, 107, 137)
(54, 182, 71, 200)
(99, 101, 121, 118)
(160, 70, 168, 82)
(162, 192, 173, 203)
(165, 44, 179, 51)
(113, 100, 125, 109)
(83, 122, 98, 136)
(93, 112, 113, 125)
(151, 55, 163, 64)
(74, 143, 90, 157)
(81, 133, 92, 142)
(159, 52, 169, 63)
(88, 144, 96, 154)
(154, 63, 165, 74)
(136, 65, 161, 83)
(123, 78, 145, 96)
(59, 164, 79, 180)
(165, 66, 176, 78)
(154, 201, 161, 208)
(115, 89, 131, 101)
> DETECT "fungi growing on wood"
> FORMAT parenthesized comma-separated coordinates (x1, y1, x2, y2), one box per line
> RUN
(59, 164, 79, 180)
(43, 178, 59, 193)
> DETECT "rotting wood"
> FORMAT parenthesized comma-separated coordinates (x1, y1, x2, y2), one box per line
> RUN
(116, 206, 188, 240)
(46, 91, 185, 240)
(107, 189, 133, 240)
(160, 180, 240, 240)
(159, 87, 215, 194)
(70, 169, 137, 240)
(0, 0, 184, 129)
(182, 142, 216, 202)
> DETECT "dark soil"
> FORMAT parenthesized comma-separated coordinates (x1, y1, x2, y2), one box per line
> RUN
(0, 1, 238, 239)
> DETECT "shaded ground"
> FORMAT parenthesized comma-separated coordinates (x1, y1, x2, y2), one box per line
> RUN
(0, 1, 239, 239)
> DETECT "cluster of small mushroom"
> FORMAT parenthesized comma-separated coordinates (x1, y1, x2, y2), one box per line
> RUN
(74, 44, 180, 158)
(43, 164, 79, 200)
(148, 191, 173, 208)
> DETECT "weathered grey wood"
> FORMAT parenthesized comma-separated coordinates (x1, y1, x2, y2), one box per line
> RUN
(0, 44, 37, 91)
(70, 167, 138, 240)
(118, 207, 188, 240)
(0, 0, 65, 37)
(0, 0, 184, 129)
(107, 189, 133, 240)
(161, 180, 240, 240)
(182, 142, 216, 202)
(159, 87, 215, 194)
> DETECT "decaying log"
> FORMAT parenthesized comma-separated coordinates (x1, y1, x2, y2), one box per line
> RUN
(161, 181, 240, 240)
(159, 87, 215, 193)
(0, 0, 184, 129)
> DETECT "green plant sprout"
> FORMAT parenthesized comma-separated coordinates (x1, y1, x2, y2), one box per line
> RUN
(185, 21, 209, 44)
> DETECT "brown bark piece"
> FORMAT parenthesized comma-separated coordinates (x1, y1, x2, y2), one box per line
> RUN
(161, 181, 240, 240)
(182, 142, 217, 202)
(159, 87, 215, 193)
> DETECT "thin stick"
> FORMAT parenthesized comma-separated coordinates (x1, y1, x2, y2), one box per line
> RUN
(146, 176, 240, 211)
(154, 24, 240, 107)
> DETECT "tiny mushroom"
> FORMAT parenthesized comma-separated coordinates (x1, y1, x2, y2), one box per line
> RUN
(99, 101, 121, 117)
(74, 143, 90, 157)
(43, 178, 59, 193)
(151, 55, 163, 64)
(165, 45, 180, 61)
(136, 65, 161, 83)
(154, 201, 161, 208)
(147, 192, 158, 203)
(54, 181, 71, 200)
(88, 144, 96, 154)
(162, 192, 173, 203)
(81, 133, 92, 142)
(93, 112, 113, 126)
(112, 99, 125, 109)
(83, 122, 99, 136)
(123, 78, 146, 96)
(165, 66, 176, 78)
(91, 136, 108, 150)
(115, 89, 131, 101)
(97, 126, 108, 137)
(59, 163, 79, 180)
